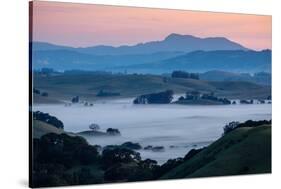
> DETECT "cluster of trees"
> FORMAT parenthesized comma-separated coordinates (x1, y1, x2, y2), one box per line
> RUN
(144, 145, 165, 152)
(171, 71, 199, 80)
(32, 131, 205, 187)
(32, 133, 101, 187)
(33, 111, 64, 129)
(77, 126, 121, 137)
(96, 90, 121, 97)
(120, 142, 142, 150)
(106, 128, 121, 135)
(223, 119, 271, 135)
(33, 88, 48, 97)
(133, 90, 174, 104)
(201, 93, 231, 104)
(177, 91, 231, 104)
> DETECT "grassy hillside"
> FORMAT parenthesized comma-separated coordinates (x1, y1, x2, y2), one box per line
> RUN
(33, 73, 271, 103)
(200, 70, 271, 86)
(33, 120, 64, 138)
(161, 125, 271, 179)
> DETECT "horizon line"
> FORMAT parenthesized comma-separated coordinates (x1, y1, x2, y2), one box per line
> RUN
(32, 33, 253, 49)
(32, 40, 272, 52)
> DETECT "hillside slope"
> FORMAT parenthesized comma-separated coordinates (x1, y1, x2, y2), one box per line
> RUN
(33, 120, 64, 138)
(161, 125, 271, 179)
(127, 50, 271, 73)
(200, 71, 271, 86)
(33, 73, 271, 102)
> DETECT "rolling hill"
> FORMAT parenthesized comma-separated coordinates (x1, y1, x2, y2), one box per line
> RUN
(125, 50, 271, 73)
(32, 49, 183, 71)
(161, 125, 271, 179)
(33, 73, 271, 103)
(200, 70, 271, 85)
(33, 120, 64, 139)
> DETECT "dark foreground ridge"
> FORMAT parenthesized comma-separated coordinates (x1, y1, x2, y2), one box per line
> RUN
(31, 115, 272, 187)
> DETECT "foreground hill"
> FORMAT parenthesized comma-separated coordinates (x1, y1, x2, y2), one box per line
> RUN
(161, 125, 271, 179)
(33, 73, 271, 103)
(31, 115, 271, 187)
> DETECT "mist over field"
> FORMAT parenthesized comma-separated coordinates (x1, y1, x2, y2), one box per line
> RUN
(33, 99, 271, 164)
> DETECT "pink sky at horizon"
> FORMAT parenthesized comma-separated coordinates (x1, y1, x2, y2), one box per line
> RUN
(31, 1, 272, 50)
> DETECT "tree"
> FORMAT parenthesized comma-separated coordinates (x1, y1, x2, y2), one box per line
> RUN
(71, 96, 79, 103)
(154, 158, 183, 178)
(133, 90, 174, 104)
(178, 96, 185, 101)
(102, 148, 141, 169)
(33, 111, 64, 129)
(106, 128, 121, 135)
(121, 141, 142, 150)
(223, 121, 240, 135)
(171, 71, 190, 78)
(33, 88, 41, 94)
(89, 124, 100, 131)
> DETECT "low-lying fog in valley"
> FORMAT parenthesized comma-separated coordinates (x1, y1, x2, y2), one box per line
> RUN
(33, 98, 271, 164)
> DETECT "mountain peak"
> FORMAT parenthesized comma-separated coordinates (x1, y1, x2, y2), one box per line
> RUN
(164, 33, 196, 41)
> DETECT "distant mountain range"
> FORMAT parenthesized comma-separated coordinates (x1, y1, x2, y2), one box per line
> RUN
(31, 33, 271, 73)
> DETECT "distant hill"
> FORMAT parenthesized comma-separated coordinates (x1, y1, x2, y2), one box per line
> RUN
(33, 33, 248, 55)
(161, 125, 271, 179)
(125, 50, 271, 73)
(200, 70, 271, 85)
(31, 33, 264, 73)
(32, 49, 183, 71)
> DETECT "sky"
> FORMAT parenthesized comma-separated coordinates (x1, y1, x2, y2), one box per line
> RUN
(31, 1, 272, 50)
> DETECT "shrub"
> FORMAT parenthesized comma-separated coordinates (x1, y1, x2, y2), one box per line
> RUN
(106, 128, 121, 135)
(121, 142, 142, 150)
(33, 111, 64, 129)
(102, 148, 141, 169)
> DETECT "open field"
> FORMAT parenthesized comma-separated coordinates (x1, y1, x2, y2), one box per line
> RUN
(33, 73, 271, 104)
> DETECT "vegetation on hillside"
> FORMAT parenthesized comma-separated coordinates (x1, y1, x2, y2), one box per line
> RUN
(33, 111, 64, 129)
(33, 72, 271, 104)
(161, 125, 271, 179)
(223, 120, 271, 135)
(31, 117, 271, 187)
(133, 90, 174, 104)
(175, 91, 231, 105)
(171, 71, 199, 80)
